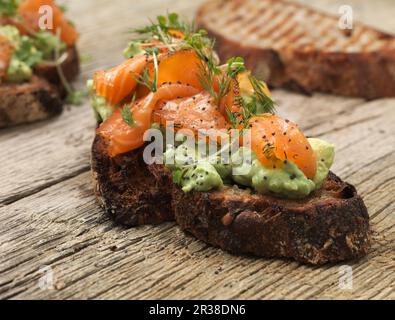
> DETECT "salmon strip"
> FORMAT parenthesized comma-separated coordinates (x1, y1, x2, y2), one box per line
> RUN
(97, 83, 200, 156)
(137, 49, 204, 97)
(93, 55, 147, 105)
(249, 115, 317, 178)
(154, 92, 229, 132)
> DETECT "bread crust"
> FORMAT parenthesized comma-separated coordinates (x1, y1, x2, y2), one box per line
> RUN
(0, 46, 80, 128)
(91, 135, 370, 264)
(172, 174, 370, 265)
(91, 135, 174, 226)
(196, 0, 395, 99)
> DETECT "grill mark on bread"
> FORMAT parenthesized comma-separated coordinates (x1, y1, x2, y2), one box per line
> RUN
(202, 0, 395, 53)
(256, 8, 294, 43)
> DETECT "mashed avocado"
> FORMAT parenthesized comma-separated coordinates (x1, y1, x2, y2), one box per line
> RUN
(165, 144, 223, 192)
(0, 26, 62, 83)
(0, 26, 50, 83)
(164, 138, 335, 198)
(0, 25, 20, 48)
(6, 57, 32, 82)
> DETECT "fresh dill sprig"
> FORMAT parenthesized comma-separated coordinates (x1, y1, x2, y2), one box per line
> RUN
(131, 49, 158, 92)
(226, 107, 240, 129)
(132, 13, 193, 43)
(248, 75, 276, 115)
(121, 94, 137, 127)
(184, 30, 246, 106)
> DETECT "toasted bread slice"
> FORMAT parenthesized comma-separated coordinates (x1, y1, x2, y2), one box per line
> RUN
(0, 76, 62, 127)
(0, 46, 79, 128)
(196, 0, 395, 99)
(91, 135, 174, 226)
(91, 135, 370, 264)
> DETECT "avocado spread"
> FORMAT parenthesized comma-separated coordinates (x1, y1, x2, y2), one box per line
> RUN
(0, 26, 63, 83)
(164, 138, 335, 199)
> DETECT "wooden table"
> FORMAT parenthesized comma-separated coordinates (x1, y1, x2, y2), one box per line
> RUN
(0, 0, 394, 300)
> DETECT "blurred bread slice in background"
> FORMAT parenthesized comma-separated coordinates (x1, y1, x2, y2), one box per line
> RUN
(196, 0, 395, 99)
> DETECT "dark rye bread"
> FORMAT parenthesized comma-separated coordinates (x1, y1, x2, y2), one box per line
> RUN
(0, 46, 79, 128)
(91, 135, 173, 226)
(91, 135, 370, 265)
(196, 0, 395, 99)
(172, 173, 370, 265)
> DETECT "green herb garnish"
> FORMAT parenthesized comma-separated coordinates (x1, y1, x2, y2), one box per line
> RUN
(133, 12, 193, 41)
(131, 49, 158, 92)
(0, 0, 18, 17)
(121, 94, 137, 127)
(247, 75, 276, 115)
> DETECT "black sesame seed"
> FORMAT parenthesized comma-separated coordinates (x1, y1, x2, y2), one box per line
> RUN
(290, 174, 296, 180)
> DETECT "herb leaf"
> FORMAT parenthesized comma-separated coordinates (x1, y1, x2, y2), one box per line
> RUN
(131, 51, 158, 92)
(248, 75, 276, 115)
(121, 94, 137, 127)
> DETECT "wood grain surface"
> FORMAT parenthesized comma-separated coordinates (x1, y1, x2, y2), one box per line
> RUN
(0, 0, 394, 300)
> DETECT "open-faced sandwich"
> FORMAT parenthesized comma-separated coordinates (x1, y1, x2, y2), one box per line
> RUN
(0, 0, 79, 128)
(89, 13, 370, 265)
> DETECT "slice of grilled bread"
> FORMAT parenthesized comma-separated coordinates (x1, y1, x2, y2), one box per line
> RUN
(91, 135, 370, 265)
(0, 46, 79, 128)
(196, 0, 395, 99)
(92, 135, 174, 226)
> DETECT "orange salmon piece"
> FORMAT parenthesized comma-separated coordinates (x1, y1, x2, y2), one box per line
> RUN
(249, 114, 317, 179)
(93, 55, 147, 105)
(97, 83, 200, 156)
(137, 49, 203, 97)
(153, 92, 230, 133)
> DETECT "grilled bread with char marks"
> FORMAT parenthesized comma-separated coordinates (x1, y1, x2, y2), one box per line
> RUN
(196, 0, 395, 99)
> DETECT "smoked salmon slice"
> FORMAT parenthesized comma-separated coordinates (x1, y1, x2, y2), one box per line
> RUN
(93, 55, 147, 105)
(137, 49, 204, 97)
(249, 115, 317, 179)
(97, 83, 200, 157)
(18, 0, 78, 46)
(153, 91, 230, 133)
